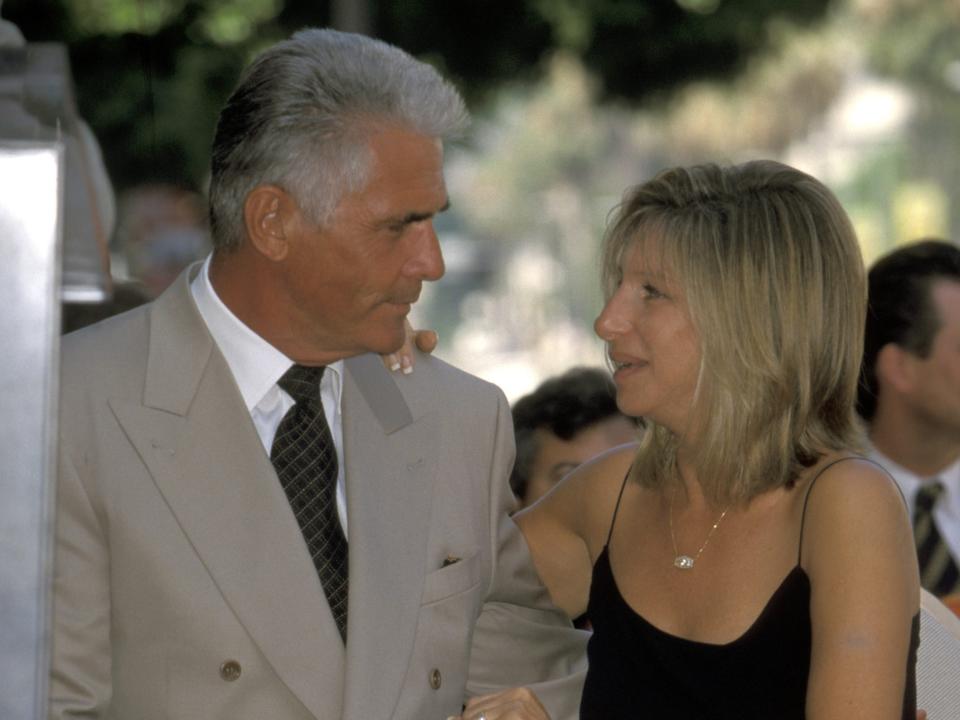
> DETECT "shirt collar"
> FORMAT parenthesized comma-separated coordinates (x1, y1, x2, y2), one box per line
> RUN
(867, 441, 960, 509)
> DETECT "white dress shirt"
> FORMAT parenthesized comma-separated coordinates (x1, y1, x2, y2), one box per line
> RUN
(190, 256, 349, 535)
(867, 443, 960, 564)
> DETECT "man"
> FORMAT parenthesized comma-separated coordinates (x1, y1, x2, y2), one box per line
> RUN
(51, 29, 586, 719)
(858, 239, 960, 601)
(511, 367, 637, 508)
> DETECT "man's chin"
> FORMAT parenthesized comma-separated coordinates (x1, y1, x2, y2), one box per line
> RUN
(366, 324, 407, 357)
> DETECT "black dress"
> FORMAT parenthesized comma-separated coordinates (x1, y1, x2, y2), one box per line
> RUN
(580, 461, 920, 720)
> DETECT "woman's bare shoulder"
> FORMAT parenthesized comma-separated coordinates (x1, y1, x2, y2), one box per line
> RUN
(801, 455, 907, 524)
(563, 441, 638, 508)
(800, 455, 918, 606)
(517, 442, 637, 533)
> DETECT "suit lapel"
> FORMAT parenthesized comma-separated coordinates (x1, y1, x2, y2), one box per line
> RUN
(111, 272, 345, 719)
(340, 355, 437, 720)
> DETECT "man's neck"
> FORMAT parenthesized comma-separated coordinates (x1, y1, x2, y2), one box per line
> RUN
(208, 249, 357, 367)
(869, 409, 960, 477)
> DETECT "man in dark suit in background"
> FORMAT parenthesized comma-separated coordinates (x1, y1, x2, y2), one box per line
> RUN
(858, 239, 960, 602)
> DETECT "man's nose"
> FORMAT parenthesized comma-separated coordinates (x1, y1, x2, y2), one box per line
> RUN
(404, 222, 445, 281)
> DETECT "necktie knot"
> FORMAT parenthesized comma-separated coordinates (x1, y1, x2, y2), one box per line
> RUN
(915, 480, 945, 515)
(278, 364, 324, 409)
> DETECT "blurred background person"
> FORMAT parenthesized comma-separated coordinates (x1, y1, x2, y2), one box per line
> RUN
(509, 365, 637, 630)
(858, 238, 960, 613)
(113, 184, 210, 297)
(511, 366, 638, 509)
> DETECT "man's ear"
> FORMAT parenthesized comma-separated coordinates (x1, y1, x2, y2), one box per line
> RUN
(243, 185, 297, 261)
(876, 342, 919, 395)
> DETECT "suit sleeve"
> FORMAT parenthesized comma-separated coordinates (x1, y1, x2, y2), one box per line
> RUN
(48, 441, 112, 719)
(465, 390, 589, 720)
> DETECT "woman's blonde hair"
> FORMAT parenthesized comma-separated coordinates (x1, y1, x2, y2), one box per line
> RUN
(602, 160, 866, 505)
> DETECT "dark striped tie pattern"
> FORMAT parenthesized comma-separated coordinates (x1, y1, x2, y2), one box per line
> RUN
(914, 480, 960, 598)
(271, 364, 349, 641)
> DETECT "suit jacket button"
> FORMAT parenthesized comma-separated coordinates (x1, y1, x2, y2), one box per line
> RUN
(429, 668, 442, 690)
(220, 660, 242, 682)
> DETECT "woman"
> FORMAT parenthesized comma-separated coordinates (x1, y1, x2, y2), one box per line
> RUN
(462, 160, 919, 720)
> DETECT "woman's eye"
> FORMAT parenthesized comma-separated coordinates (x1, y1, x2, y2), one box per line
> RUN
(642, 283, 664, 299)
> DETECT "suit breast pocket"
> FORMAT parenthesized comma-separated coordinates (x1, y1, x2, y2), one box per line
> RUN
(421, 551, 482, 605)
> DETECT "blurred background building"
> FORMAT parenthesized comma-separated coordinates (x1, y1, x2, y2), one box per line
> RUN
(5, 0, 960, 398)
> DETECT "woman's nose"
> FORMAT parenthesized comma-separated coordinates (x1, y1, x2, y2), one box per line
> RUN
(594, 290, 630, 341)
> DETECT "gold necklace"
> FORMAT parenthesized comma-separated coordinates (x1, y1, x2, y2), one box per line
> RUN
(668, 489, 728, 570)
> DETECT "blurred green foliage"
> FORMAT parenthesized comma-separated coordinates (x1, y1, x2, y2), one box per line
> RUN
(837, 0, 960, 250)
(2, 0, 833, 193)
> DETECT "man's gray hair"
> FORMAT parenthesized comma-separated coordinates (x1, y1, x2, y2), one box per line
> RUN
(208, 28, 469, 251)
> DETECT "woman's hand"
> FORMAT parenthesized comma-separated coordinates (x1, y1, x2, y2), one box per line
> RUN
(381, 319, 438, 374)
(448, 687, 551, 720)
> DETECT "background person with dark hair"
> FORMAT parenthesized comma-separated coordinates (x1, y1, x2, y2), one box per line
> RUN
(511, 367, 637, 508)
(858, 238, 960, 605)
(509, 367, 637, 630)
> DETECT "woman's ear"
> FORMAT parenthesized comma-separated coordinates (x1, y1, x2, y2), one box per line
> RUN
(243, 185, 295, 262)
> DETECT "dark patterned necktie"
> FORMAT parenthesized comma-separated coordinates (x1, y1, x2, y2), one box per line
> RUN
(914, 480, 960, 597)
(271, 364, 349, 641)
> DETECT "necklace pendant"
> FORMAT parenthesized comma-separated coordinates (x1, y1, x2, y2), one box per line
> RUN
(673, 555, 695, 570)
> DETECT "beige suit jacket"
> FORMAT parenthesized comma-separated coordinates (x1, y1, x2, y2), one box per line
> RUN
(51, 269, 587, 719)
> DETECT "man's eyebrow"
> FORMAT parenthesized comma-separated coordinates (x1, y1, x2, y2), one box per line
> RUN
(397, 199, 451, 225)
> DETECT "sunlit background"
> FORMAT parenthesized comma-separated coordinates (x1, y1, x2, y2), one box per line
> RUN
(7, 0, 959, 399)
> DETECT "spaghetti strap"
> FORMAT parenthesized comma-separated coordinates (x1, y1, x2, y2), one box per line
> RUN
(797, 455, 899, 565)
(605, 468, 632, 547)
